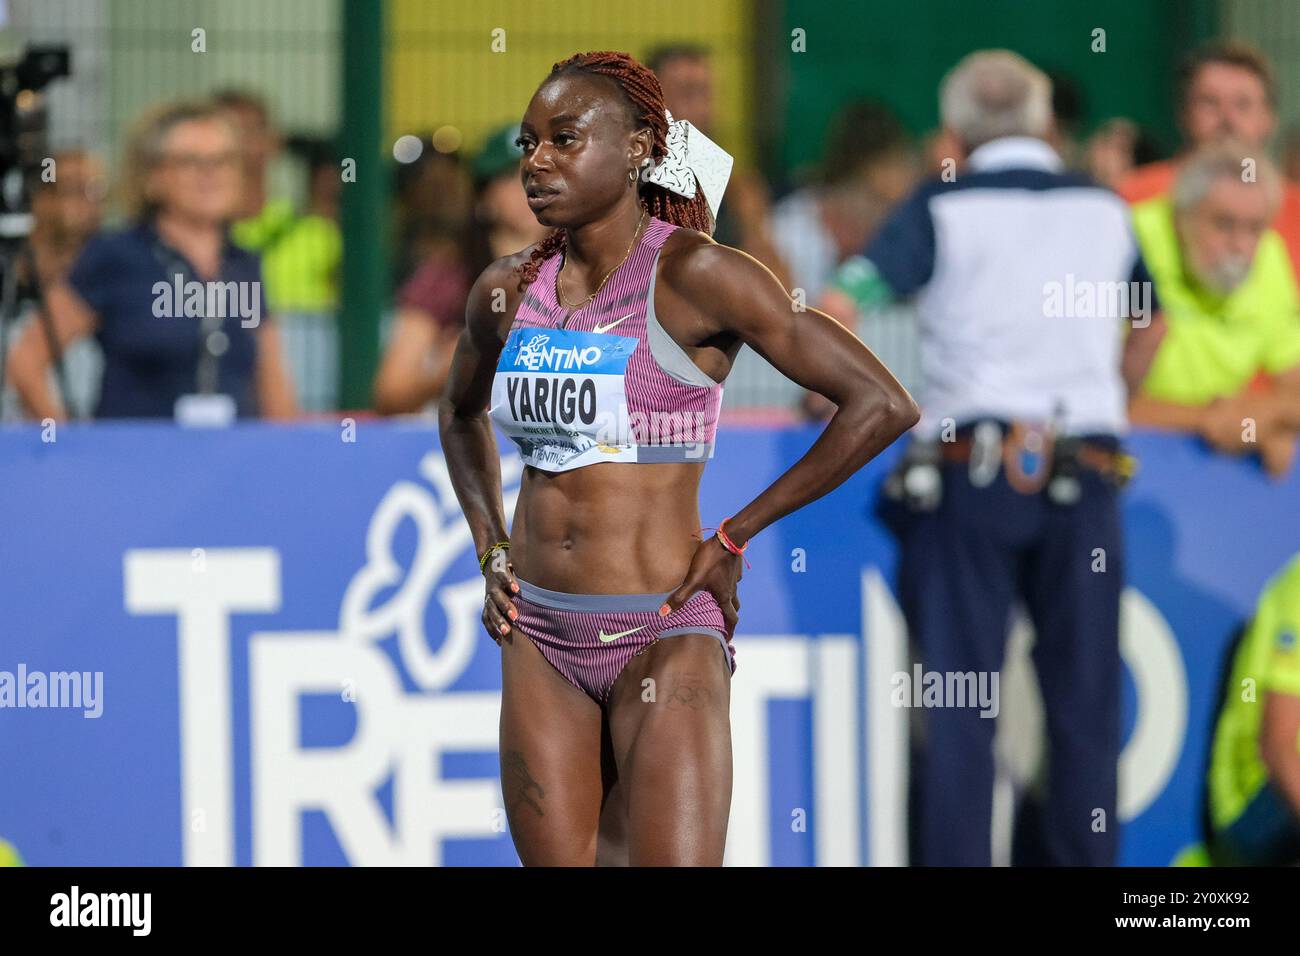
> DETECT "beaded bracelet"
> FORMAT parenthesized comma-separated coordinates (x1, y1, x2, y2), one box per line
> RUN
(478, 541, 510, 572)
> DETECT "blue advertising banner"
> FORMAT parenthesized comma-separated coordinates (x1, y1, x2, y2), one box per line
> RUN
(1, 423, 1296, 866)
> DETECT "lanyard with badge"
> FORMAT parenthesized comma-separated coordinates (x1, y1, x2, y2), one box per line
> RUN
(152, 238, 238, 426)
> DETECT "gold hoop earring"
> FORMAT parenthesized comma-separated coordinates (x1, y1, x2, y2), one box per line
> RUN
(628, 168, 638, 185)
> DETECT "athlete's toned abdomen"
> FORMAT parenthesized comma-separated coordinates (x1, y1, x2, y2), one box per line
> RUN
(492, 217, 724, 593)
(509, 460, 707, 593)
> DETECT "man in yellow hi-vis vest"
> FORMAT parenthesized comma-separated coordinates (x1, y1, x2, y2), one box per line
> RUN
(1208, 554, 1300, 865)
(1127, 144, 1300, 478)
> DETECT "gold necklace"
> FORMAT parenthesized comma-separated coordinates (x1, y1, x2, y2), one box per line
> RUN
(556, 210, 647, 324)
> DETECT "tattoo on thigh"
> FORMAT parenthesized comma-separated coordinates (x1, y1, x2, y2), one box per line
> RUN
(666, 672, 711, 711)
(502, 749, 545, 818)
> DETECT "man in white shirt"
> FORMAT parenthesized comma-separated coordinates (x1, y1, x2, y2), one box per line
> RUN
(823, 50, 1164, 866)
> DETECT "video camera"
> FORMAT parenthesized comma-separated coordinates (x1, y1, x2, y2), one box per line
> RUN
(0, 44, 72, 237)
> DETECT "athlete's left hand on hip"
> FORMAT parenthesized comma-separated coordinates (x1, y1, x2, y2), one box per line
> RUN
(658, 533, 742, 632)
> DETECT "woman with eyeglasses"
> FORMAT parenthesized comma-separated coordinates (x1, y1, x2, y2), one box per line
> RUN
(6, 98, 298, 421)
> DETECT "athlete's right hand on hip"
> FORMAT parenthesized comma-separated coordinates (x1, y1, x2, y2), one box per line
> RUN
(482, 552, 521, 645)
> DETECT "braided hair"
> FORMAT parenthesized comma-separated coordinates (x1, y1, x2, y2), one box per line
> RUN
(517, 50, 715, 287)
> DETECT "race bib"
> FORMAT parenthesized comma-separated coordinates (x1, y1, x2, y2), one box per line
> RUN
(489, 326, 639, 472)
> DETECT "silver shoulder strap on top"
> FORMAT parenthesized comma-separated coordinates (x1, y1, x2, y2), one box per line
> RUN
(644, 246, 723, 388)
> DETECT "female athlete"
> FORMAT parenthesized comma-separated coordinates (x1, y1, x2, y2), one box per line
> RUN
(439, 50, 918, 866)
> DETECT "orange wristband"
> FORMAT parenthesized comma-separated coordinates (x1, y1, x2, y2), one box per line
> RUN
(702, 517, 752, 570)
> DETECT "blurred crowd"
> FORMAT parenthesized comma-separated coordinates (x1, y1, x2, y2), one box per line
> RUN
(2, 92, 333, 421)
(5, 39, 1300, 477)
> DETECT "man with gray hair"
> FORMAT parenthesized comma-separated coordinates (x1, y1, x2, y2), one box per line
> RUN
(822, 50, 1164, 866)
(939, 49, 1053, 149)
(1129, 142, 1300, 476)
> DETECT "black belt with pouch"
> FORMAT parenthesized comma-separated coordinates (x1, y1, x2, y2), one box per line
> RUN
(885, 420, 1137, 512)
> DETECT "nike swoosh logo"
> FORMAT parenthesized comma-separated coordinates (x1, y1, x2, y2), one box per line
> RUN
(599, 624, 647, 643)
(592, 313, 634, 334)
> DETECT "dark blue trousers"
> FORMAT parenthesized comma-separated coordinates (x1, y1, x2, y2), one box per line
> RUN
(890, 462, 1123, 866)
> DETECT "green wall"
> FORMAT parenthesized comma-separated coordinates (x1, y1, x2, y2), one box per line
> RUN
(769, 0, 1216, 181)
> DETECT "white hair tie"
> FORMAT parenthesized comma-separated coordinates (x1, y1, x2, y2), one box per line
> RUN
(641, 109, 734, 224)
